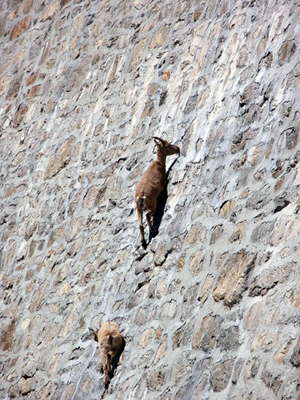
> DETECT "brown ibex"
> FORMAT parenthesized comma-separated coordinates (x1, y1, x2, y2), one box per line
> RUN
(94, 321, 125, 389)
(135, 136, 180, 248)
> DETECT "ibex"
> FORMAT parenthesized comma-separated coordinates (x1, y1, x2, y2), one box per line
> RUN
(94, 321, 125, 389)
(135, 136, 180, 248)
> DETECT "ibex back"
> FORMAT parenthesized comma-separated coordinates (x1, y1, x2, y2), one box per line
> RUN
(135, 137, 180, 248)
(94, 321, 125, 389)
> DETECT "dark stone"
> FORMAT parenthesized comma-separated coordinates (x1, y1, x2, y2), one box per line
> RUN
(217, 326, 240, 351)
(271, 160, 284, 178)
(240, 82, 260, 107)
(210, 359, 234, 392)
(231, 132, 245, 153)
(6, 78, 21, 99)
(176, 358, 211, 400)
(210, 224, 224, 244)
(183, 94, 198, 114)
(192, 314, 223, 351)
(290, 337, 300, 368)
(261, 368, 283, 395)
(282, 127, 298, 150)
(172, 323, 194, 350)
(0, 319, 16, 351)
(146, 369, 166, 391)
(273, 196, 290, 213)
(159, 90, 168, 106)
(11, 103, 28, 128)
(249, 264, 292, 296)
(246, 186, 271, 210)
(251, 221, 275, 244)
(244, 357, 260, 380)
(258, 51, 273, 70)
(231, 358, 244, 384)
(280, 101, 293, 118)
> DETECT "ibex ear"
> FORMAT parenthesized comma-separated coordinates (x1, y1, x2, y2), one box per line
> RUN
(82, 327, 98, 342)
(90, 328, 98, 342)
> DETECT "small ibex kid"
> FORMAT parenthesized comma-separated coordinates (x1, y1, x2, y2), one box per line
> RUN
(135, 136, 180, 248)
(94, 321, 125, 389)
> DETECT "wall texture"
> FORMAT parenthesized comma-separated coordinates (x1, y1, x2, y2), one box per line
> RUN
(0, 0, 299, 399)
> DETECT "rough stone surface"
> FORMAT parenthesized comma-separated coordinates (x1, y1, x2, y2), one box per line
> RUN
(213, 250, 256, 306)
(0, 0, 299, 399)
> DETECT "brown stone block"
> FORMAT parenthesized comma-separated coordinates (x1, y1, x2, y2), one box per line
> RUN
(44, 136, 76, 179)
(150, 26, 169, 48)
(27, 84, 42, 97)
(18, 377, 34, 396)
(184, 223, 207, 244)
(139, 328, 155, 348)
(26, 72, 39, 86)
(177, 256, 185, 271)
(60, 0, 72, 7)
(274, 338, 295, 363)
(213, 250, 256, 306)
(251, 332, 277, 353)
(219, 199, 236, 217)
(189, 251, 204, 275)
(10, 16, 31, 40)
(41, 1, 60, 21)
(229, 221, 246, 243)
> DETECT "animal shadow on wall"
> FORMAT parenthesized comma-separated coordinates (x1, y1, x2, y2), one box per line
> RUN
(151, 156, 178, 240)
(135, 137, 180, 249)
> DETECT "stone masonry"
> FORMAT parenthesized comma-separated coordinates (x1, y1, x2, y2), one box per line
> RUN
(0, 0, 299, 399)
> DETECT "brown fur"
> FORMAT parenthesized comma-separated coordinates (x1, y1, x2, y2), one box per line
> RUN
(135, 137, 180, 247)
(95, 322, 125, 388)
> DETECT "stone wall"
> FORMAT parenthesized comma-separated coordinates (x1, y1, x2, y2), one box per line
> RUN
(0, 0, 299, 399)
